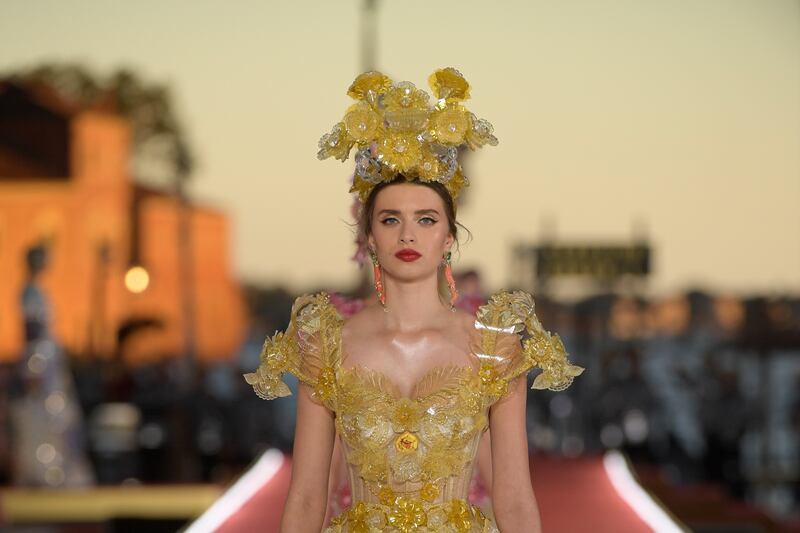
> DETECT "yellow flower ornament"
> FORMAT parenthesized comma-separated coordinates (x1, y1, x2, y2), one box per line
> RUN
(317, 67, 498, 203)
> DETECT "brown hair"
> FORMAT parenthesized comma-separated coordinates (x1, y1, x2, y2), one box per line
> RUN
(357, 177, 471, 254)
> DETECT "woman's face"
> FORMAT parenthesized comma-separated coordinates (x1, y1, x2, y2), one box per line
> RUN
(368, 182, 454, 282)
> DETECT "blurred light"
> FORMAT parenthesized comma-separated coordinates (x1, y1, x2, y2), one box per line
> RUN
(198, 426, 222, 455)
(90, 403, 141, 453)
(125, 266, 150, 293)
(36, 443, 56, 464)
(138, 423, 165, 449)
(549, 395, 573, 419)
(622, 409, 649, 444)
(530, 426, 556, 451)
(44, 466, 65, 487)
(600, 424, 624, 449)
(27, 353, 46, 374)
(45, 391, 66, 415)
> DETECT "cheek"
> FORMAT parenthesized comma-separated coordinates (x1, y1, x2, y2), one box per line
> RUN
(370, 223, 393, 248)
(427, 224, 451, 247)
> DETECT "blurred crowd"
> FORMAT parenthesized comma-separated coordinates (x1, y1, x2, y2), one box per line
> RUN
(0, 272, 798, 518)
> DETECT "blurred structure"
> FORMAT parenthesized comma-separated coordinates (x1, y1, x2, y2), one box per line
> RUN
(9, 243, 93, 487)
(0, 78, 245, 364)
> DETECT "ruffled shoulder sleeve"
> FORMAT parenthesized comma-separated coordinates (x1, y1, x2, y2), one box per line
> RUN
(243, 292, 342, 409)
(472, 290, 584, 399)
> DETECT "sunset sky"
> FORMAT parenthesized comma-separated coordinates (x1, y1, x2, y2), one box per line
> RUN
(2, 0, 798, 296)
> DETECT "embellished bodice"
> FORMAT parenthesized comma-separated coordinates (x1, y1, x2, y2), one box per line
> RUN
(245, 290, 583, 532)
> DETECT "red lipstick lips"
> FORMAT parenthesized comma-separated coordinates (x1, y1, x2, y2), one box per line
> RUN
(395, 249, 421, 262)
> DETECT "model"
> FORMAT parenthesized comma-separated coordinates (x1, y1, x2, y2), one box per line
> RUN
(245, 68, 584, 532)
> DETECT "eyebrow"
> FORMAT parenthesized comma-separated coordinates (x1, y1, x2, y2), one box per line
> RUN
(377, 209, 441, 216)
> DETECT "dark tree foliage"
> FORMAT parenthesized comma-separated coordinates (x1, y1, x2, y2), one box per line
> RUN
(6, 63, 193, 187)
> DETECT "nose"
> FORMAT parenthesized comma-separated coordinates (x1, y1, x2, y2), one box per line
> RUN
(399, 225, 416, 245)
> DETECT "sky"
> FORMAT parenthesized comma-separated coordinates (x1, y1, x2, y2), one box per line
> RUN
(2, 0, 799, 296)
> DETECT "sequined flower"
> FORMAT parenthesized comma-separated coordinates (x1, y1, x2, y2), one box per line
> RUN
(478, 363, 498, 386)
(443, 167, 468, 201)
(426, 507, 449, 529)
(428, 67, 471, 101)
(317, 122, 354, 161)
(243, 372, 289, 400)
(344, 102, 382, 142)
(478, 363, 508, 399)
(526, 333, 584, 391)
(418, 414, 452, 448)
(417, 147, 442, 183)
(379, 133, 422, 173)
(348, 71, 393, 100)
(350, 176, 375, 202)
(391, 398, 422, 432)
(350, 445, 387, 483)
(345, 502, 372, 533)
(395, 431, 419, 453)
(388, 496, 427, 533)
(422, 448, 463, 480)
(430, 106, 471, 145)
(356, 411, 394, 447)
(243, 332, 294, 400)
(384, 81, 429, 110)
(391, 452, 423, 483)
(447, 500, 473, 532)
(378, 485, 397, 506)
(465, 114, 499, 149)
(315, 366, 337, 404)
(420, 482, 439, 502)
(318, 68, 497, 203)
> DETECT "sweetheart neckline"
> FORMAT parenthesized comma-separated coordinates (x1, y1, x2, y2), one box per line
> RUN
(337, 360, 480, 402)
(333, 319, 481, 402)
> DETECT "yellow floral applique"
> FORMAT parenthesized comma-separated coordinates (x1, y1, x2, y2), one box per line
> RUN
(391, 398, 422, 432)
(478, 362, 508, 399)
(315, 366, 337, 405)
(394, 431, 419, 453)
(525, 332, 584, 392)
(447, 499, 473, 532)
(388, 497, 428, 533)
(420, 482, 439, 502)
(378, 485, 397, 506)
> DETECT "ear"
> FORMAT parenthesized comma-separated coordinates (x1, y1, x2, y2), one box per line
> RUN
(368, 234, 376, 251)
(444, 234, 454, 252)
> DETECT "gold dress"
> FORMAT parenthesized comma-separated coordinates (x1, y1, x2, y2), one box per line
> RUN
(245, 290, 583, 533)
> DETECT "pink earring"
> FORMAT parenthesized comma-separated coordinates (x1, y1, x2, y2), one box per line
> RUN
(443, 251, 458, 311)
(369, 248, 386, 310)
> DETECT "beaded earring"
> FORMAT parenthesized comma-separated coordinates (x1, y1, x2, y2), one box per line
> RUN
(443, 251, 458, 311)
(369, 248, 387, 310)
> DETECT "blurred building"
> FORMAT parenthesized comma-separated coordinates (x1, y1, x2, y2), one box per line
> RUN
(0, 81, 245, 364)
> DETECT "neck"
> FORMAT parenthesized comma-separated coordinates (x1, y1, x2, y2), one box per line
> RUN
(379, 272, 450, 331)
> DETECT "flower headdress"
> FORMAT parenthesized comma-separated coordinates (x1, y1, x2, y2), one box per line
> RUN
(317, 68, 498, 203)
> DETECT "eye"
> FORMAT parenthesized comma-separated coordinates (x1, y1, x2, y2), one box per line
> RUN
(419, 217, 437, 225)
(380, 217, 399, 225)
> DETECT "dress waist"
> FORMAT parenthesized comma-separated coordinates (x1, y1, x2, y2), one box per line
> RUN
(325, 498, 497, 533)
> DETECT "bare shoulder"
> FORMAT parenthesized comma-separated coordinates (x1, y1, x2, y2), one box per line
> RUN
(341, 302, 383, 343)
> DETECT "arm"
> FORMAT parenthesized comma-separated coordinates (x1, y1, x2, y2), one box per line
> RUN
(323, 436, 347, 526)
(475, 429, 493, 494)
(279, 383, 336, 533)
(489, 375, 541, 533)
